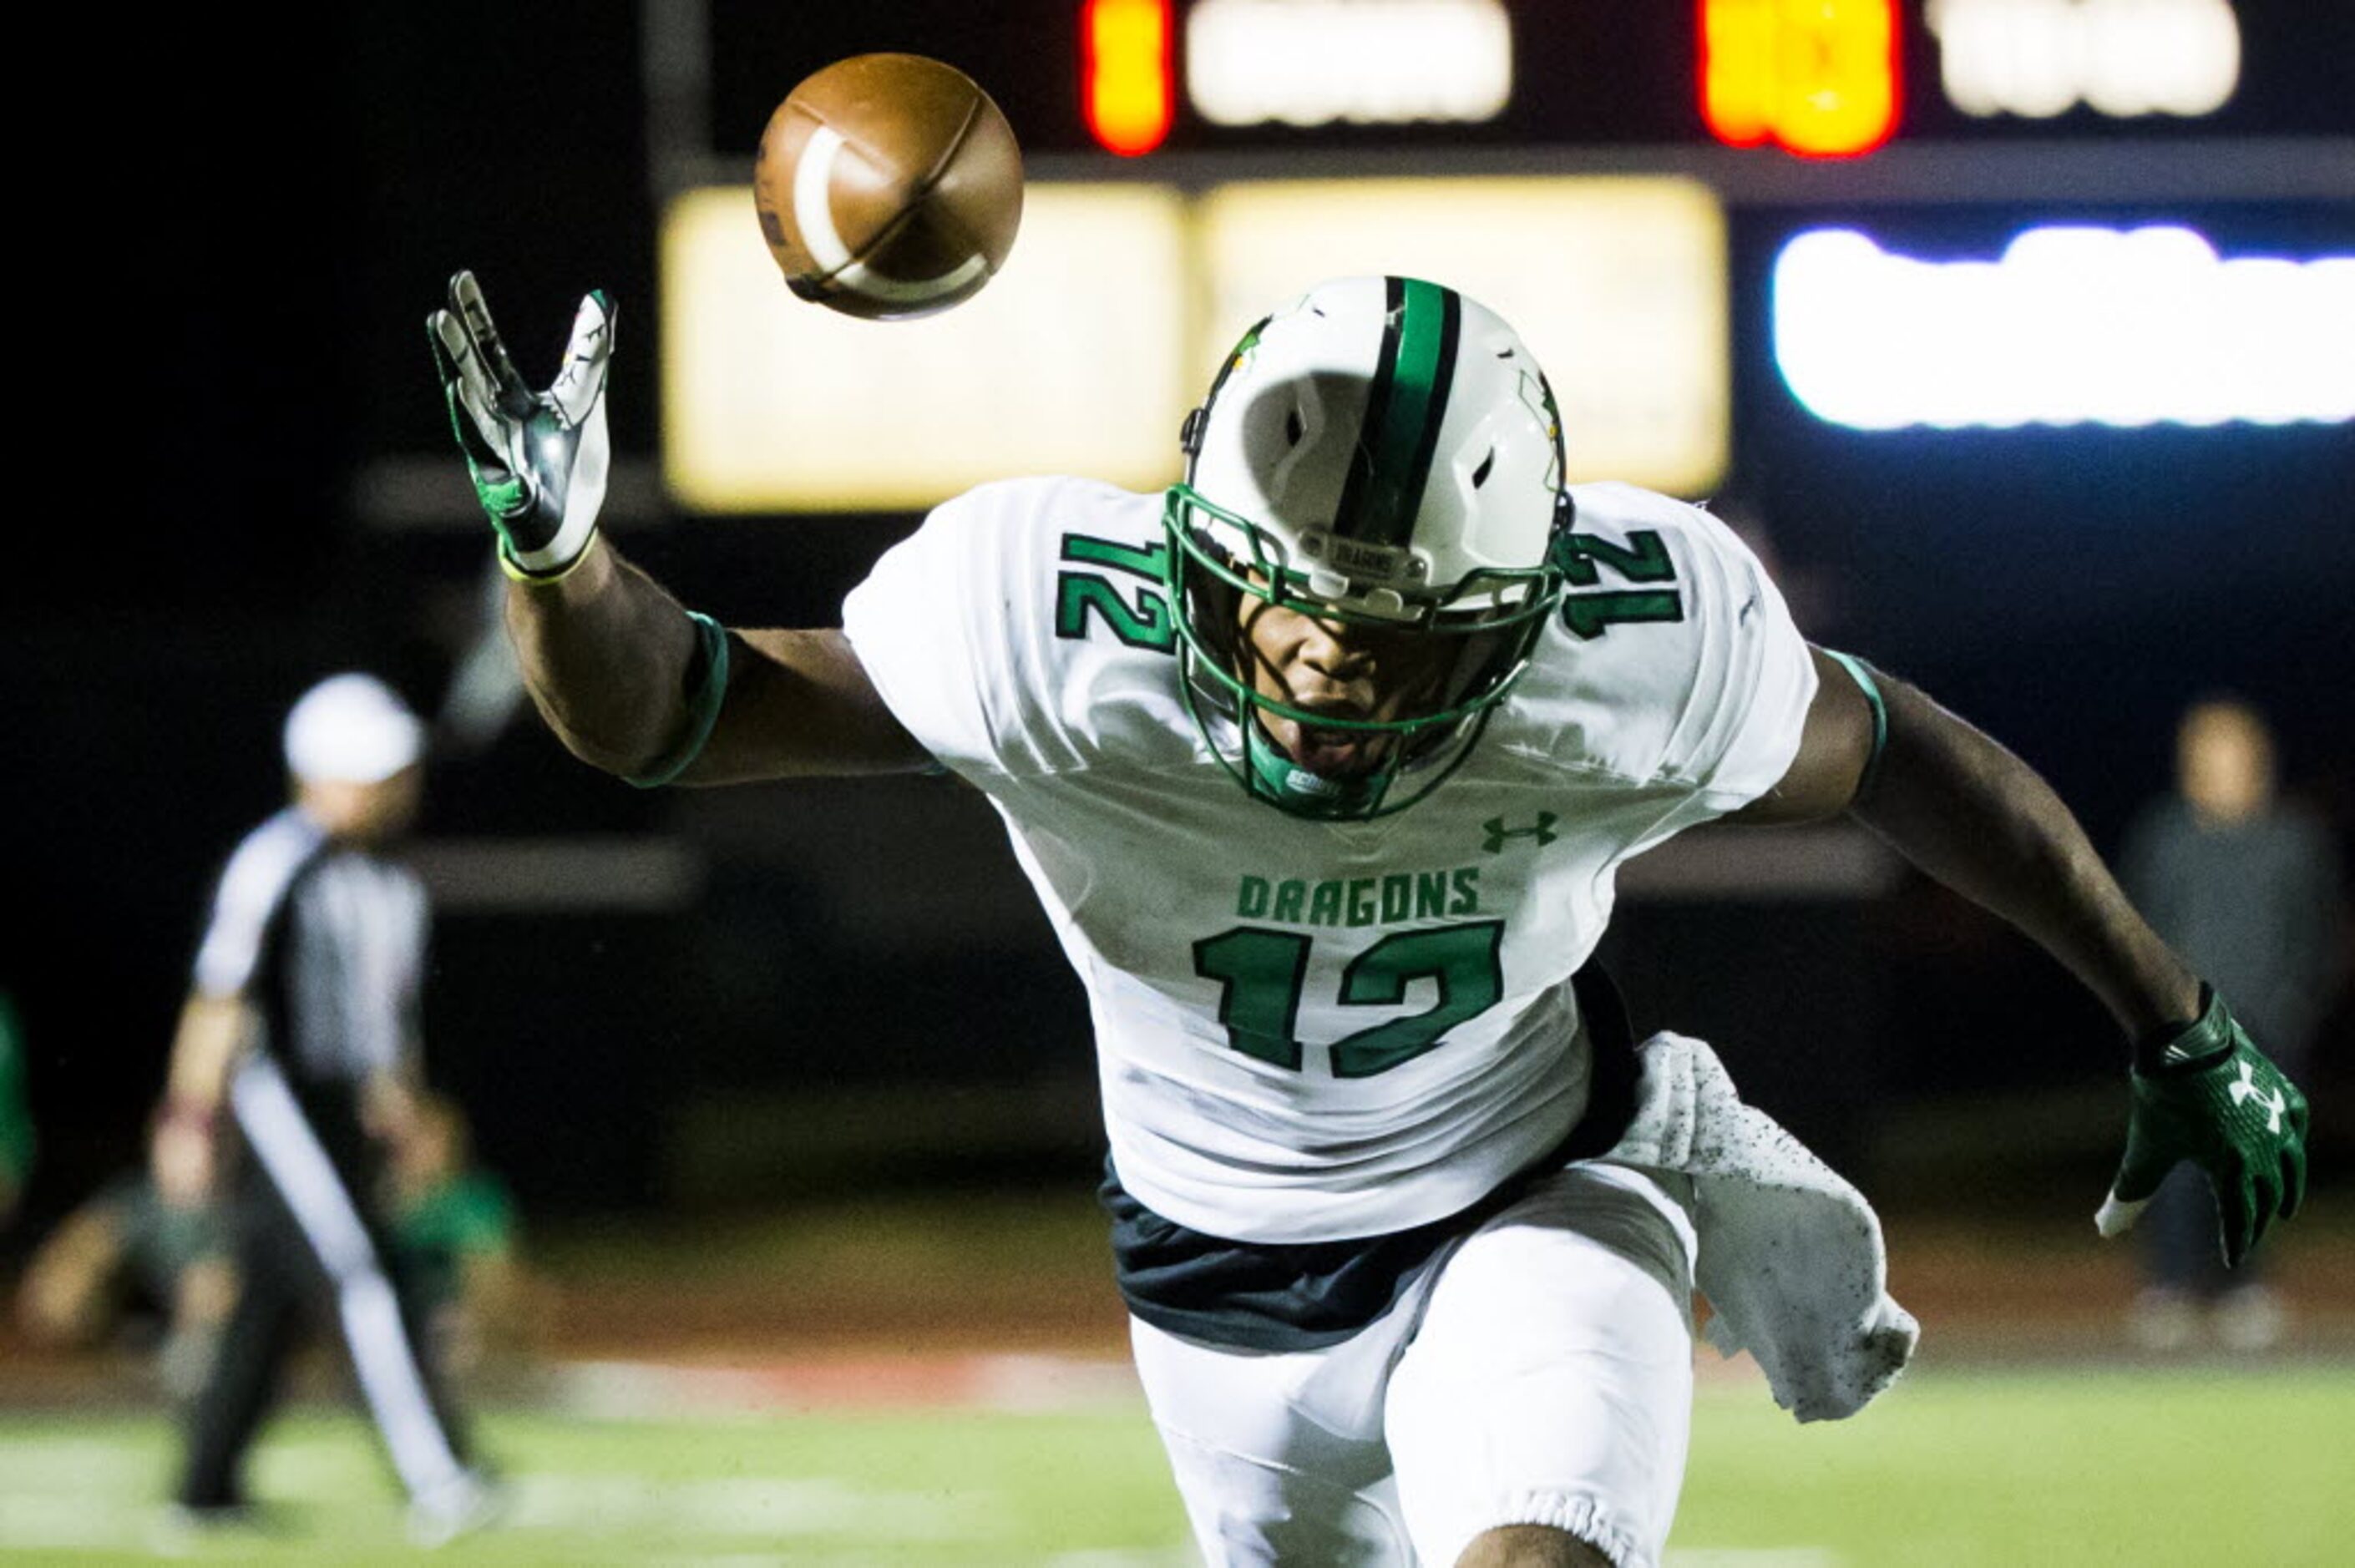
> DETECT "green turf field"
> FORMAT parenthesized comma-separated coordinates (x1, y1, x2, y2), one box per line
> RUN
(3, 1365, 2348, 1565)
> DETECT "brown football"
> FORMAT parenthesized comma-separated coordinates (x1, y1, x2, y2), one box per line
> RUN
(753, 53, 1024, 321)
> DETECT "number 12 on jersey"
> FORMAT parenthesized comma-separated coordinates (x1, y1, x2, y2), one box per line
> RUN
(1056, 534, 1173, 651)
(1194, 922, 1505, 1078)
(1552, 528, 1684, 640)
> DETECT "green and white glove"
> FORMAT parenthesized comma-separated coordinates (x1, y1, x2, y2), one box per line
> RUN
(428, 271, 614, 580)
(2095, 988, 2308, 1267)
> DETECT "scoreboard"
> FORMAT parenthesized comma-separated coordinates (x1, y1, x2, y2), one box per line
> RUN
(659, 2, 2352, 512)
(696, 0, 2354, 159)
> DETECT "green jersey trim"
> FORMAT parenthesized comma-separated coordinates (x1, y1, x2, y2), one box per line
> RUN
(1822, 649, 1887, 804)
(626, 611, 731, 789)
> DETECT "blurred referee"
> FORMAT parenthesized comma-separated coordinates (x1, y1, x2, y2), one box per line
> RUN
(153, 673, 494, 1544)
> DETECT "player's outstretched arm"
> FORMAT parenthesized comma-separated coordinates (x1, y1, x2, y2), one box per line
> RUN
(1735, 651, 2307, 1265)
(429, 273, 929, 785)
(499, 539, 926, 784)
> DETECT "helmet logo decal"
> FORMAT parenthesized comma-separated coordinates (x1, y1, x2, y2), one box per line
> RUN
(1333, 277, 1461, 548)
(1300, 531, 1416, 584)
(1513, 368, 1566, 492)
(1183, 315, 1273, 479)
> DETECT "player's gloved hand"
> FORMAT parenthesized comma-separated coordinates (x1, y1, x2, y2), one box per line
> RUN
(2094, 987, 2307, 1267)
(428, 271, 614, 580)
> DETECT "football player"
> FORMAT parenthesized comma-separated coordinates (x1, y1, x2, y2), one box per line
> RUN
(431, 272, 2307, 1568)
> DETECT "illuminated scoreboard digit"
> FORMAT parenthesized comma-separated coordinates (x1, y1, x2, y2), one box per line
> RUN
(1699, 0, 1902, 159)
(1081, 0, 1177, 154)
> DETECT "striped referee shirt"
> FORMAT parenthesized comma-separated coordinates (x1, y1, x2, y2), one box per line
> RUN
(194, 807, 426, 1099)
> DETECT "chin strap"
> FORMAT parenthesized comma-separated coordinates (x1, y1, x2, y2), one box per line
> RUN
(1243, 716, 1394, 820)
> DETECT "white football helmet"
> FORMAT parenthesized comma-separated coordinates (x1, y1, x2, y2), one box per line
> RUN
(1164, 276, 1570, 819)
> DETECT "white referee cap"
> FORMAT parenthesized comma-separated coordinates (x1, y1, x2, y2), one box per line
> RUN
(283, 673, 425, 784)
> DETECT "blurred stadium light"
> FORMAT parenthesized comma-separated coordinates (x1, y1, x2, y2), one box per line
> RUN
(1774, 224, 2355, 427)
(662, 175, 1727, 508)
(1196, 176, 1729, 493)
(661, 183, 1194, 509)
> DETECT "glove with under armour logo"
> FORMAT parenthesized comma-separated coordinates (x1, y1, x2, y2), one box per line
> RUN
(2094, 987, 2308, 1267)
(428, 271, 614, 580)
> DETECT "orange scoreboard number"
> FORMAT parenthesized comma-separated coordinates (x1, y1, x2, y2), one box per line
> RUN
(1699, 0, 1901, 158)
(1082, 0, 1177, 156)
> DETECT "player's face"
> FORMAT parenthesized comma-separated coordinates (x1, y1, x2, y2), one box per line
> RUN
(1233, 595, 1462, 779)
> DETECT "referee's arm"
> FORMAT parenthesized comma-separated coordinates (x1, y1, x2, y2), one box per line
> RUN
(154, 820, 288, 1204)
(163, 992, 250, 1115)
(150, 990, 251, 1205)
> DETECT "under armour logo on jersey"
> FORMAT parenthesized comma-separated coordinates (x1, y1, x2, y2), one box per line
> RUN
(1481, 812, 1558, 853)
(2228, 1059, 2288, 1133)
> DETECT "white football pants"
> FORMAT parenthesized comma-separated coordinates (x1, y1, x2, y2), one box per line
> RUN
(1131, 1163, 1698, 1568)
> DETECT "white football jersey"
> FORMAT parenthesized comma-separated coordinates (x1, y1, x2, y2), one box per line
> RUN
(843, 476, 1816, 1243)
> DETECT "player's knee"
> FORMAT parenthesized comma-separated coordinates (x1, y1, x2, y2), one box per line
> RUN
(1455, 1522, 1617, 1567)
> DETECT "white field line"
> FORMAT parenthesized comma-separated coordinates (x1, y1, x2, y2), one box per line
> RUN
(551, 1351, 1142, 1419)
(0, 1436, 164, 1550)
(0, 1494, 127, 1550)
(503, 1471, 1005, 1542)
(0, 1445, 1010, 1553)
(0, 1435, 154, 1487)
(970, 1352, 1145, 1411)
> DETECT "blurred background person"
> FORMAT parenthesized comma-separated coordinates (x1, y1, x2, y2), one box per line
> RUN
(2119, 696, 2345, 1351)
(154, 673, 495, 1544)
(385, 1090, 540, 1379)
(0, 990, 29, 1230)
(13, 1118, 236, 1402)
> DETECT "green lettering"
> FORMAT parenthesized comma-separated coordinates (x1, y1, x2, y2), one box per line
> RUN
(1551, 527, 1686, 640)
(1561, 590, 1684, 640)
(1334, 921, 1507, 1077)
(1380, 874, 1412, 923)
(1273, 879, 1307, 923)
(1309, 881, 1345, 927)
(1188, 921, 1509, 1080)
(1194, 927, 1309, 1071)
(1416, 871, 1449, 919)
(1346, 878, 1378, 928)
(1061, 534, 1168, 580)
(1238, 875, 1270, 919)
(1055, 572, 1175, 650)
(1450, 867, 1481, 915)
(1552, 528, 1677, 586)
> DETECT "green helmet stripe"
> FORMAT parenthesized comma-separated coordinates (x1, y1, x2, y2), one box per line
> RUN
(1333, 277, 1461, 547)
